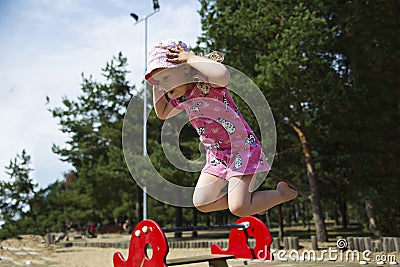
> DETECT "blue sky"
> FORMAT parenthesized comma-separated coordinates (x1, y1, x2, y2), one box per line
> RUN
(0, 0, 202, 188)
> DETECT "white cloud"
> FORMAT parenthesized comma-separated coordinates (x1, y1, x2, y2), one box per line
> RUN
(0, 0, 202, 188)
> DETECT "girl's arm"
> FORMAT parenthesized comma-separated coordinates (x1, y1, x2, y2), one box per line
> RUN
(186, 54, 230, 88)
(167, 47, 230, 88)
(152, 86, 183, 120)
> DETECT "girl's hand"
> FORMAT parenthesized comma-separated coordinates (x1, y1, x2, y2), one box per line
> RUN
(166, 45, 194, 64)
(167, 45, 230, 88)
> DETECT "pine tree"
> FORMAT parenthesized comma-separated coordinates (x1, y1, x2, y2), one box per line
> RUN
(198, 0, 342, 241)
(0, 150, 38, 238)
(50, 53, 138, 224)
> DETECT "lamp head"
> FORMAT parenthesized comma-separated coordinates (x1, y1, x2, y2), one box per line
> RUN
(130, 13, 139, 21)
(153, 0, 160, 10)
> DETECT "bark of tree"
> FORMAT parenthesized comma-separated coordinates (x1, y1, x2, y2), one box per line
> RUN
(364, 198, 378, 234)
(192, 209, 198, 237)
(340, 198, 348, 229)
(278, 204, 284, 241)
(291, 122, 328, 242)
(174, 207, 183, 238)
(334, 204, 340, 226)
(135, 185, 142, 222)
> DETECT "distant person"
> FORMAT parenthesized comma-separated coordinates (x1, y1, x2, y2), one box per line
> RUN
(87, 222, 96, 238)
(122, 220, 129, 232)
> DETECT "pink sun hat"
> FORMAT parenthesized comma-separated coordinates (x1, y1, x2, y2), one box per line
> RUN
(145, 39, 190, 84)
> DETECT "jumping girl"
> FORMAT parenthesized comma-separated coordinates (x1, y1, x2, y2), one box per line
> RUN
(146, 39, 297, 217)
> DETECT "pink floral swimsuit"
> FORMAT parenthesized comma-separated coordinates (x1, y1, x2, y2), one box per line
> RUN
(170, 84, 270, 180)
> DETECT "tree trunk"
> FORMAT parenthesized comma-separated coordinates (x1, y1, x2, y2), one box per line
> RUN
(334, 204, 340, 226)
(278, 204, 284, 241)
(364, 198, 378, 234)
(135, 184, 142, 222)
(340, 198, 348, 229)
(291, 122, 328, 242)
(306, 200, 311, 231)
(192, 209, 198, 237)
(174, 207, 183, 238)
(301, 202, 307, 228)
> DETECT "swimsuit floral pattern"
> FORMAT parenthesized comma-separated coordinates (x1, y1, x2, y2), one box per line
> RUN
(171, 84, 270, 180)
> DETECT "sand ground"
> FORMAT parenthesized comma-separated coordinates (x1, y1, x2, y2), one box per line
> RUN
(1, 234, 398, 266)
(0, 234, 216, 267)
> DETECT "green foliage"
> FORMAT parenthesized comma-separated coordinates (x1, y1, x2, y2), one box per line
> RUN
(199, 0, 400, 236)
(48, 52, 138, 226)
(1, 1, 398, 239)
(0, 151, 37, 232)
(324, 0, 400, 235)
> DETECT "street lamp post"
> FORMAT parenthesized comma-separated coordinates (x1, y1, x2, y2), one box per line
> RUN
(131, 0, 160, 221)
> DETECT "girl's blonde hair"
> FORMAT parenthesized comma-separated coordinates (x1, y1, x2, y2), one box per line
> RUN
(193, 51, 225, 95)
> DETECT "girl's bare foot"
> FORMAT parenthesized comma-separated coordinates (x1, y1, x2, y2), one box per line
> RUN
(277, 181, 298, 201)
(257, 182, 297, 215)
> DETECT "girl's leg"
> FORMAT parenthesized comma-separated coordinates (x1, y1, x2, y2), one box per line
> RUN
(193, 172, 229, 212)
(227, 174, 298, 217)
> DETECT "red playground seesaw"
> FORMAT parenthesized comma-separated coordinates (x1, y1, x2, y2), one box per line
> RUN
(113, 216, 272, 267)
